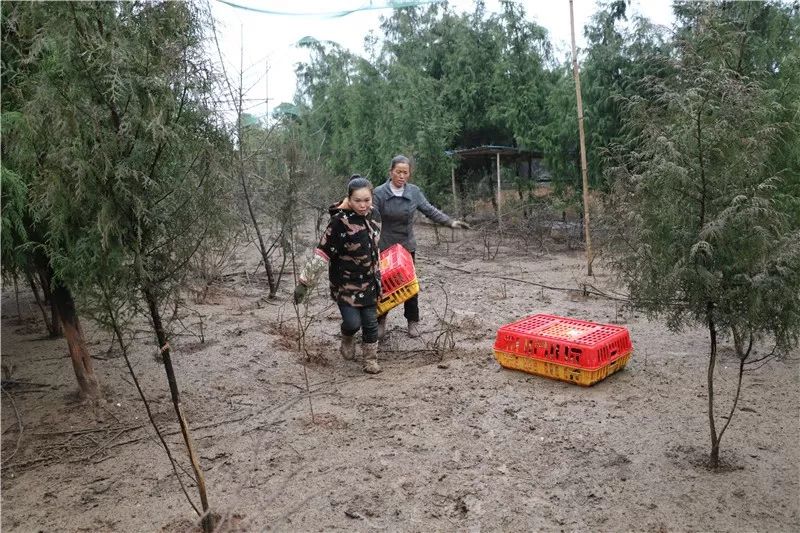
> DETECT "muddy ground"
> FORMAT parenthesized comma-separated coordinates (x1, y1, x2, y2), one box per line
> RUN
(2, 222, 799, 532)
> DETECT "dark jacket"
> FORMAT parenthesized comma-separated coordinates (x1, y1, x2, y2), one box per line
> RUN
(315, 204, 382, 307)
(373, 181, 452, 252)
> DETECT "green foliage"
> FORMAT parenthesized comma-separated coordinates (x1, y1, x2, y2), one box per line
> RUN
(2, 2, 64, 285)
(0, 164, 29, 274)
(538, 1, 673, 195)
(292, 0, 685, 208)
(605, 3, 800, 353)
(538, 67, 579, 193)
(2, 0, 233, 330)
(603, 6, 800, 460)
(488, 1, 552, 149)
(294, 2, 553, 203)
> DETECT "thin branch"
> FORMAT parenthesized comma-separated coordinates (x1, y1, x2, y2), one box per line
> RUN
(430, 259, 686, 306)
(155, 220, 212, 285)
(209, 14, 238, 111)
(98, 281, 200, 516)
(715, 357, 747, 447)
(288, 218, 316, 422)
(150, 149, 203, 210)
(69, 4, 122, 131)
(743, 352, 776, 367)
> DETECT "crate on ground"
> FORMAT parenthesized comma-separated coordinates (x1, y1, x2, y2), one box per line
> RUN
(377, 243, 418, 316)
(494, 351, 631, 387)
(493, 314, 633, 386)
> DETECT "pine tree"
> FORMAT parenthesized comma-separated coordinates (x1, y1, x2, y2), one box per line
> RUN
(604, 1, 800, 467)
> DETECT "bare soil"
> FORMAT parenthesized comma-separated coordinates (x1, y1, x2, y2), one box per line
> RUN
(2, 223, 799, 532)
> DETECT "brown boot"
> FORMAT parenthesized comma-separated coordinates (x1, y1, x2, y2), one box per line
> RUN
(340, 334, 356, 360)
(362, 341, 381, 374)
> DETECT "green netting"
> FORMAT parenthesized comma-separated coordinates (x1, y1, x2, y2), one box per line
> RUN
(297, 36, 319, 47)
(240, 113, 262, 127)
(215, 0, 444, 18)
(273, 102, 301, 118)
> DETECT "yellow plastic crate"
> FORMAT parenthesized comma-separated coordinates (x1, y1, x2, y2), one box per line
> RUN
(494, 349, 631, 386)
(377, 279, 419, 317)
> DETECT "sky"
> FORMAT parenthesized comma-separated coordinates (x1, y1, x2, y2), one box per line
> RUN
(208, 0, 675, 120)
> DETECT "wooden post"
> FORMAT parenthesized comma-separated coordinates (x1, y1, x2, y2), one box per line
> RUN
(496, 152, 502, 228)
(451, 165, 460, 218)
(569, 0, 594, 276)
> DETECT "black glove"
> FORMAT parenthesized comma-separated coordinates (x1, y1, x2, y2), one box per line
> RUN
(294, 284, 308, 304)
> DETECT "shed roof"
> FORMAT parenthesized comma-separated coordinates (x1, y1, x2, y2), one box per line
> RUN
(445, 145, 542, 159)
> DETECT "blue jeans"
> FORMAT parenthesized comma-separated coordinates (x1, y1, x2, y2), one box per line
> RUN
(338, 303, 378, 343)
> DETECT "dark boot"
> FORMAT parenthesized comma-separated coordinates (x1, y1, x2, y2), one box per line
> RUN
(340, 334, 356, 360)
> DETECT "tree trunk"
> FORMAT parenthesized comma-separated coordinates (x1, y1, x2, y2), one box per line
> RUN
(100, 283, 202, 519)
(37, 266, 62, 337)
(50, 300, 61, 336)
(13, 272, 22, 321)
(25, 268, 55, 335)
(235, 44, 278, 299)
(712, 330, 750, 469)
(51, 280, 100, 400)
(241, 170, 278, 298)
(516, 180, 529, 219)
(143, 287, 214, 532)
(706, 302, 719, 469)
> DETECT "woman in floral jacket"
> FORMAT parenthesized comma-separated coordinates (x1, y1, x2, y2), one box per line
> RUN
(294, 176, 383, 374)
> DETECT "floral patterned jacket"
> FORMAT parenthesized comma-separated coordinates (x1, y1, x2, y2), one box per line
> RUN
(299, 204, 381, 307)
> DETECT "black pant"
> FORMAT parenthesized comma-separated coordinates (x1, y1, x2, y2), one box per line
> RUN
(403, 292, 419, 323)
(404, 251, 419, 322)
(338, 303, 378, 343)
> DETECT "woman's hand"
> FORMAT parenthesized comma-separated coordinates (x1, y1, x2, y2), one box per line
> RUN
(337, 197, 350, 210)
(293, 284, 309, 304)
(450, 220, 470, 230)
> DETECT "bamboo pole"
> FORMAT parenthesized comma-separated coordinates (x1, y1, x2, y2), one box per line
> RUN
(569, 0, 594, 276)
(265, 59, 270, 121)
(496, 152, 502, 228)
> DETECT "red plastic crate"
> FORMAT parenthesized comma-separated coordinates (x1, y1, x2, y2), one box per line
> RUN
(493, 314, 632, 371)
(379, 243, 416, 294)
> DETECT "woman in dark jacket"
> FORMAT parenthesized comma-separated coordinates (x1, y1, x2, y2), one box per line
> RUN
(294, 176, 383, 374)
(372, 155, 469, 338)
